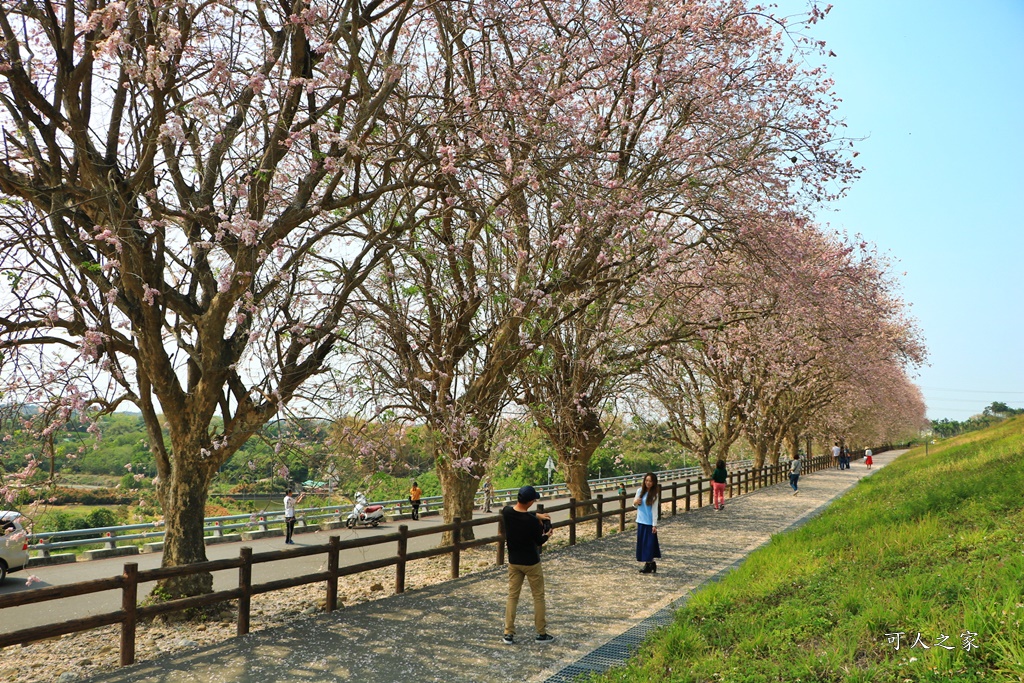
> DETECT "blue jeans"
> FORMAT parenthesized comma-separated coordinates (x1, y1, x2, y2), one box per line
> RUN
(789, 473, 799, 491)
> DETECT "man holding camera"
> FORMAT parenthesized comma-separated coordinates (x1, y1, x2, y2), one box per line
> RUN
(500, 485, 554, 645)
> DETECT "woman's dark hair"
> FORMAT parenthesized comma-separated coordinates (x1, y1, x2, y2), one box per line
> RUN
(715, 460, 726, 470)
(639, 472, 659, 506)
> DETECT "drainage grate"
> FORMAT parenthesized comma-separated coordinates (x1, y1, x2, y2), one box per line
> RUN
(542, 600, 685, 683)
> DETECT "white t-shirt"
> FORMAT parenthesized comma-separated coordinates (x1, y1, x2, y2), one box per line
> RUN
(284, 495, 296, 518)
(832, 445, 841, 458)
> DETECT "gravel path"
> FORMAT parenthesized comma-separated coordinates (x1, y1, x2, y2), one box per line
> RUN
(3, 452, 900, 683)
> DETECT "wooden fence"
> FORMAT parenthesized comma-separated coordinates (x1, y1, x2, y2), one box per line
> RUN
(0, 451, 867, 666)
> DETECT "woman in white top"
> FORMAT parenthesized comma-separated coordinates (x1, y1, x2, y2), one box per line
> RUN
(283, 489, 304, 544)
(633, 472, 661, 574)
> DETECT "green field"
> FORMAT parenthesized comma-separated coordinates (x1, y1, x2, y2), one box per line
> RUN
(591, 417, 1024, 682)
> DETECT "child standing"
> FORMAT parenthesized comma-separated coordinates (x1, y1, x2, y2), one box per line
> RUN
(711, 460, 728, 510)
(864, 448, 873, 469)
(789, 454, 802, 495)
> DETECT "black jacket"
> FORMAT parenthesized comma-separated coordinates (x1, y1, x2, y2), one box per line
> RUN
(501, 505, 548, 566)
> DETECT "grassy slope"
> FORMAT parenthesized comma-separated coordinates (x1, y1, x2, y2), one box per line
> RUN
(592, 417, 1024, 682)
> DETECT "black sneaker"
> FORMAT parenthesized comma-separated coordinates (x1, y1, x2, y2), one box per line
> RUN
(535, 633, 555, 644)
(501, 634, 515, 645)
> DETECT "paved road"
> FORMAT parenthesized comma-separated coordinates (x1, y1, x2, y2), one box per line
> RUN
(0, 483, 644, 632)
(71, 451, 902, 683)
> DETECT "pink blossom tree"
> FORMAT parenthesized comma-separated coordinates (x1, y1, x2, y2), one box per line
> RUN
(343, 0, 856, 536)
(510, 0, 860, 503)
(0, 0, 422, 597)
(638, 218, 926, 473)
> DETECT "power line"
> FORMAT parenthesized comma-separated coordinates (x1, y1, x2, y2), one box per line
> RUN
(925, 397, 1019, 403)
(918, 386, 1024, 395)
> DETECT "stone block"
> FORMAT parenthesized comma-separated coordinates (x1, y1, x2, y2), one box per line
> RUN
(27, 553, 77, 567)
(240, 529, 284, 541)
(205, 533, 242, 546)
(80, 546, 140, 561)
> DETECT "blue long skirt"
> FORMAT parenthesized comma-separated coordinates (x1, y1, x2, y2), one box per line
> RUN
(635, 523, 661, 562)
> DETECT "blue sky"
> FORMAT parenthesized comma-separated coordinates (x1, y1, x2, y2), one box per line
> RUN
(779, 0, 1024, 421)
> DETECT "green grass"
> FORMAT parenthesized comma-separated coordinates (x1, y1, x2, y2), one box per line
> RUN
(590, 417, 1024, 682)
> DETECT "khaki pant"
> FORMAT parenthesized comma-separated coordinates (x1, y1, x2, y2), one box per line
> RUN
(504, 562, 546, 636)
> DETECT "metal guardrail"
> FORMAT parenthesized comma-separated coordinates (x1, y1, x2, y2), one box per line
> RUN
(25, 461, 754, 556)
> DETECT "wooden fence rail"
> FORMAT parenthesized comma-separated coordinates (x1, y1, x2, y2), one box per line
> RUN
(0, 448, 888, 666)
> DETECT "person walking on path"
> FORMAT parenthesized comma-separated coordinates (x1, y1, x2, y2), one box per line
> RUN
(711, 460, 728, 511)
(409, 481, 422, 520)
(789, 454, 802, 495)
(832, 442, 842, 469)
(501, 485, 554, 645)
(864, 448, 873, 469)
(483, 478, 495, 513)
(633, 472, 662, 574)
(283, 489, 305, 544)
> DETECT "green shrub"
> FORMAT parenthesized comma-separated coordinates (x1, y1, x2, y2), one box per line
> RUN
(85, 508, 117, 528)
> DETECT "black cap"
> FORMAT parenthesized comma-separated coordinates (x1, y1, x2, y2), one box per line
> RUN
(517, 485, 540, 503)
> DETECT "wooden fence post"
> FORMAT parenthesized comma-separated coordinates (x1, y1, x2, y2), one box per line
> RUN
(238, 546, 252, 636)
(396, 525, 408, 594)
(596, 495, 603, 538)
(569, 498, 577, 546)
(326, 536, 339, 611)
(618, 494, 626, 532)
(451, 517, 461, 579)
(697, 478, 703, 508)
(120, 562, 138, 667)
(671, 482, 678, 516)
(685, 479, 691, 512)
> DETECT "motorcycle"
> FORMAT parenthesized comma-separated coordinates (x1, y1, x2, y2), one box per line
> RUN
(345, 492, 386, 528)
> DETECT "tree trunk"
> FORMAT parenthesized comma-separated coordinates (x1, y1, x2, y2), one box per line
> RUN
(788, 432, 801, 460)
(750, 438, 767, 470)
(561, 458, 595, 515)
(155, 460, 213, 598)
(712, 441, 732, 469)
(545, 412, 604, 516)
(695, 451, 714, 476)
(437, 461, 480, 545)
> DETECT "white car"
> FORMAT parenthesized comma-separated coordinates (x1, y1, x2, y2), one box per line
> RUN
(0, 510, 30, 583)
